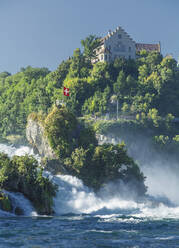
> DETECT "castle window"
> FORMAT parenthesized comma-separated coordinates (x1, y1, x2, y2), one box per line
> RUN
(129, 55, 131, 59)
(129, 46, 131, 52)
(105, 54, 107, 60)
(109, 45, 111, 50)
(116, 42, 125, 52)
(118, 34, 122, 39)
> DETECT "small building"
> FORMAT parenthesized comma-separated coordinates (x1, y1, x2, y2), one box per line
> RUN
(136, 42, 161, 53)
(93, 26, 161, 63)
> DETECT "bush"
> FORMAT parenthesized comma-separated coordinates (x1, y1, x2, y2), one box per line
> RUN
(64, 142, 147, 194)
(0, 191, 12, 212)
(0, 153, 57, 214)
(44, 105, 97, 159)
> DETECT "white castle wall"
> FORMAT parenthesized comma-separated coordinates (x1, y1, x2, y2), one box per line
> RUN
(97, 27, 136, 62)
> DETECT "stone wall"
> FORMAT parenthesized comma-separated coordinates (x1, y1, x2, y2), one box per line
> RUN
(105, 27, 136, 61)
(96, 26, 136, 63)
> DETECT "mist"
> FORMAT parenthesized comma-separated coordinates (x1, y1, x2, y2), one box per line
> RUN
(1, 143, 179, 219)
(99, 131, 179, 206)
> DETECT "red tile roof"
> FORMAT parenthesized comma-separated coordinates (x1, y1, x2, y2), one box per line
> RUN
(136, 43, 160, 52)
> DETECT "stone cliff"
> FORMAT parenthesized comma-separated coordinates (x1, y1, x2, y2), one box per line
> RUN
(26, 118, 66, 174)
(25, 108, 146, 196)
(26, 118, 55, 158)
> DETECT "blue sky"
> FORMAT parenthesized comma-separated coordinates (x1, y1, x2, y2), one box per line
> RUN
(0, 0, 178, 74)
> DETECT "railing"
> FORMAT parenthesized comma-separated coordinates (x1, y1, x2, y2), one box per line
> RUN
(89, 113, 136, 122)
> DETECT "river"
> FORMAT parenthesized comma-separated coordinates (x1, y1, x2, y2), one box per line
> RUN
(0, 144, 179, 247)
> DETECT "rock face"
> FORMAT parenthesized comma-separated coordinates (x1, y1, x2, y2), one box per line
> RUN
(26, 118, 66, 174)
(26, 119, 55, 158)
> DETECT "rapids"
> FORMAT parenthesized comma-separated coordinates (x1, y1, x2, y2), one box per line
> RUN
(0, 143, 179, 220)
(1, 144, 179, 247)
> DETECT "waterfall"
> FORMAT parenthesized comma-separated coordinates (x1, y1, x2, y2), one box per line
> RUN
(0, 191, 37, 217)
(0, 143, 40, 161)
(52, 174, 179, 219)
(1, 143, 179, 219)
(0, 144, 38, 217)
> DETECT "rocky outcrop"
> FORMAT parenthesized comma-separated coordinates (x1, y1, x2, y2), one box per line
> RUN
(26, 119, 55, 158)
(26, 118, 67, 174)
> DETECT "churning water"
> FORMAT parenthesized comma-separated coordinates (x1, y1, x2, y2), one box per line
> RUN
(0, 143, 179, 247)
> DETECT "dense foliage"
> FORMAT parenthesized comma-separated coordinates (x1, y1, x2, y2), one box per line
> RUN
(0, 46, 179, 143)
(65, 143, 146, 193)
(0, 191, 12, 212)
(0, 153, 57, 214)
(40, 106, 146, 193)
(0, 35, 179, 197)
(44, 105, 97, 159)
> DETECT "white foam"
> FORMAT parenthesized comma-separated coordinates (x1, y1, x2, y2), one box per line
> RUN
(0, 143, 40, 162)
(1, 143, 179, 220)
(52, 174, 179, 219)
(4, 191, 37, 216)
(0, 144, 38, 216)
(0, 191, 37, 217)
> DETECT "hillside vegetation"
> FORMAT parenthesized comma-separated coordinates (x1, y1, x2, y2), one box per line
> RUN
(32, 105, 147, 193)
(0, 153, 57, 214)
(0, 36, 179, 211)
(0, 37, 179, 142)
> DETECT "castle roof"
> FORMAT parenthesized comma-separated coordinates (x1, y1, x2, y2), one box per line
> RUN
(101, 26, 135, 44)
(136, 43, 161, 53)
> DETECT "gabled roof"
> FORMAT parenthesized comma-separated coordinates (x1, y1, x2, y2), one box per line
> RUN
(101, 26, 135, 44)
(136, 43, 161, 53)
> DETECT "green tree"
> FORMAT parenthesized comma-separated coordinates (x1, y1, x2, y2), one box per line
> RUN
(147, 108, 161, 127)
(81, 35, 101, 61)
(50, 59, 71, 88)
(44, 105, 97, 159)
(0, 153, 56, 214)
(81, 143, 146, 193)
(68, 48, 90, 78)
(113, 71, 126, 97)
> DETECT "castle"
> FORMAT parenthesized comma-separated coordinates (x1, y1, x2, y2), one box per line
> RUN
(93, 26, 161, 63)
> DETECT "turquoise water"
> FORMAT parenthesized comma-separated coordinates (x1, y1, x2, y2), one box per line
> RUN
(0, 215, 179, 247)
